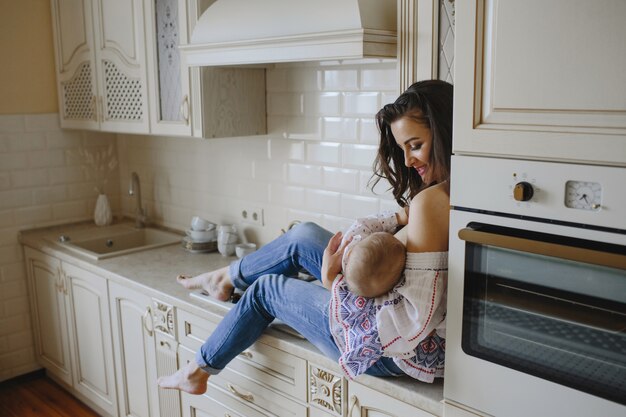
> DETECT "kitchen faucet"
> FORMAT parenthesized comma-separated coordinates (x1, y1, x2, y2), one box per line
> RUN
(129, 172, 147, 228)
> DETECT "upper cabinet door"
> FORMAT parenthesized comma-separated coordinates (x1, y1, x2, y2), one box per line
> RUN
(50, 0, 99, 130)
(453, 0, 626, 165)
(144, 0, 193, 136)
(93, 0, 150, 133)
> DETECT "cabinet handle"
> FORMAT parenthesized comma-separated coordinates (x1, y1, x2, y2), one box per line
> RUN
(227, 383, 254, 403)
(224, 414, 232, 417)
(142, 307, 153, 336)
(238, 350, 253, 359)
(348, 395, 359, 416)
(55, 267, 61, 292)
(58, 268, 68, 295)
(159, 340, 171, 349)
(181, 95, 190, 125)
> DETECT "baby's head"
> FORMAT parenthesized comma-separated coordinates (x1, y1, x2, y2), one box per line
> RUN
(343, 232, 406, 297)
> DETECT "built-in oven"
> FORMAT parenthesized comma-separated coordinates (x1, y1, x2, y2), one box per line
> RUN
(444, 155, 626, 417)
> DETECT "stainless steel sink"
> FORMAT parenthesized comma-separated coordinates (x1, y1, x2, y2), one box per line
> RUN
(50, 224, 181, 260)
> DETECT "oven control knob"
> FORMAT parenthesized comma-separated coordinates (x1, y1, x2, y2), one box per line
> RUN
(513, 181, 534, 201)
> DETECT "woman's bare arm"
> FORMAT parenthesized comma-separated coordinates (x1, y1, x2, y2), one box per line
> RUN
(405, 184, 450, 253)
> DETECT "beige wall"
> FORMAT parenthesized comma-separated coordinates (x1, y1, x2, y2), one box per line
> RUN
(0, 0, 58, 114)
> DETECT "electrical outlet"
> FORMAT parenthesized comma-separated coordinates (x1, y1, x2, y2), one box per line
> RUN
(240, 206, 264, 226)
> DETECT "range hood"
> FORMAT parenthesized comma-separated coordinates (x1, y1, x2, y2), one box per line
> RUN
(180, 0, 397, 67)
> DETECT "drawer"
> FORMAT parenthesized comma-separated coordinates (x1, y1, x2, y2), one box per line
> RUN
(176, 309, 220, 350)
(181, 386, 265, 417)
(177, 311, 307, 401)
(180, 347, 306, 417)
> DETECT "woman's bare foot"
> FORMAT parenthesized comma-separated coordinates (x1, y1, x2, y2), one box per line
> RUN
(157, 361, 209, 395)
(176, 266, 234, 301)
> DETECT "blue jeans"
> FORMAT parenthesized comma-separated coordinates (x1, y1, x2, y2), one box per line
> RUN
(196, 222, 405, 377)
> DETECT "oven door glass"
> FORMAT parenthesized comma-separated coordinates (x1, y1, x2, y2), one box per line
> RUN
(460, 223, 626, 405)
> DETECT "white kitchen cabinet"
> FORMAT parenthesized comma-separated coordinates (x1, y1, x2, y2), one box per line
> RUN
(63, 262, 117, 416)
(24, 248, 72, 386)
(347, 380, 437, 417)
(109, 281, 160, 417)
(24, 248, 117, 416)
(453, 0, 626, 165)
(144, 0, 193, 136)
(50, 0, 150, 133)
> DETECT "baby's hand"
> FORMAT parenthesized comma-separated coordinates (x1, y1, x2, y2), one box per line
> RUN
(321, 232, 351, 290)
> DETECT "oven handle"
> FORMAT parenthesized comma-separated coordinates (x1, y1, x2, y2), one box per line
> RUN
(458, 228, 626, 270)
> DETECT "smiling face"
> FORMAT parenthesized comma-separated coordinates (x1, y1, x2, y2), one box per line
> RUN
(390, 116, 434, 185)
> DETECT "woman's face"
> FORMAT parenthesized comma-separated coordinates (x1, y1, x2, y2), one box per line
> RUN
(390, 116, 434, 184)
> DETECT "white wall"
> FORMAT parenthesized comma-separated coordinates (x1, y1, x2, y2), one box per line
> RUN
(118, 60, 400, 244)
(0, 114, 118, 381)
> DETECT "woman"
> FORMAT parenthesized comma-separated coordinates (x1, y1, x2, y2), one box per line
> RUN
(158, 79, 453, 394)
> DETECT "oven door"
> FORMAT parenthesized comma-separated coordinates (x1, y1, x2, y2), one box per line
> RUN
(445, 210, 626, 417)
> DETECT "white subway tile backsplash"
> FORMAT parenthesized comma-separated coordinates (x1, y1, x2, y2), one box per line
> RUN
(342, 92, 379, 116)
(286, 208, 323, 225)
(304, 92, 341, 116)
(3, 133, 46, 152)
(253, 159, 286, 182)
(0, 263, 25, 284)
(305, 189, 341, 215)
(49, 166, 85, 184)
(359, 118, 379, 144)
(323, 69, 358, 91)
(342, 144, 378, 168)
(0, 189, 32, 209)
(381, 92, 398, 106)
(286, 117, 322, 140)
(28, 149, 65, 168)
(268, 139, 304, 162)
(46, 130, 83, 149)
(322, 167, 359, 192)
(269, 184, 306, 208)
(361, 67, 398, 91)
(340, 194, 379, 219)
(380, 199, 401, 213)
(287, 68, 322, 92)
(24, 113, 60, 131)
(287, 163, 322, 186)
(267, 93, 303, 116)
(10, 169, 48, 189)
(323, 117, 358, 142)
(237, 179, 270, 203)
(0, 173, 9, 190)
(0, 211, 14, 228)
(0, 115, 25, 133)
(0, 153, 29, 171)
(306, 142, 340, 165)
(13, 205, 53, 226)
(52, 200, 88, 221)
(33, 185, 68, 205)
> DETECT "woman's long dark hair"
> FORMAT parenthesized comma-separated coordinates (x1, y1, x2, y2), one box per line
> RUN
(371, 80, 453, 207)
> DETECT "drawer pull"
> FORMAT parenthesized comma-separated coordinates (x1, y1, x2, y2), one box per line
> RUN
(348, 395, 359, 416)
(238, 350, 253, 359)
(227, 383, 254, 403)
(142, 307, 153, 336)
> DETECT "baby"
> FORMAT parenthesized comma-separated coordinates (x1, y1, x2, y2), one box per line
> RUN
(339, 212, 406, 298)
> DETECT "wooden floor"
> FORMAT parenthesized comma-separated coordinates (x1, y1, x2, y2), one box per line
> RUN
(0, 371, 100, 417)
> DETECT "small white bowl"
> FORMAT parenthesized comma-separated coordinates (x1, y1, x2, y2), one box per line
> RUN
(186, 228, 217, 242)
(235, 243, 257, 258)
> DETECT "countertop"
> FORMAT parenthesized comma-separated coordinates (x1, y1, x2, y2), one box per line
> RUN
(19, 220, 444, 416)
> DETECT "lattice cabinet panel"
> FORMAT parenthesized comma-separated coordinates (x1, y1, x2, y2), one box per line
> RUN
(62, 62, 95, 121)
(103, 60, 144, 122)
